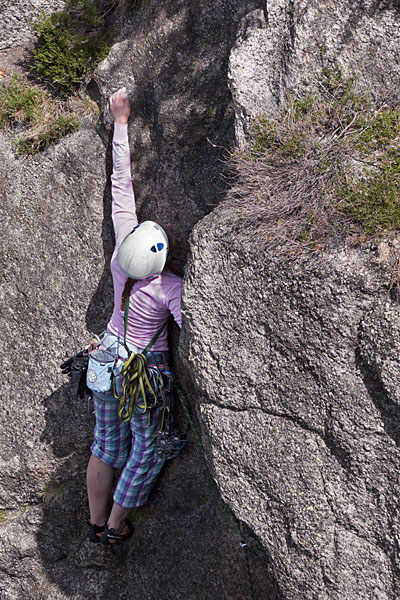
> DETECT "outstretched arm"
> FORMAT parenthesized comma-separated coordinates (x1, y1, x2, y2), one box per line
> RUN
(110, 89, 138, 247)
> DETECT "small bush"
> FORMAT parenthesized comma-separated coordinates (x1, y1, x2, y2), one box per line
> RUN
(0, 74, 80, 154)
(228, 66, 400, 255)
(32, 0, 115, 96)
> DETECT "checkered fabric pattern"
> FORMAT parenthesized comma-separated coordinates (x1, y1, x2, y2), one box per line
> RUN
(91, 389, 165, 508)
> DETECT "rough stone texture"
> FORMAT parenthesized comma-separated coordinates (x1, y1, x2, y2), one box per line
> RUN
(0, 124, 269, 599)
(178, 2, 400, 598)
(180, 202, 400, 599)
(228, 0, 400, 146)
(0, 0, 275, 598)
(0, 124, 109, 510)
(2, 0, 400, 597)
(0, 0, 65, 51)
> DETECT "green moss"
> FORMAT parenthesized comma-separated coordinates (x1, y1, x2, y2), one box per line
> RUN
(337, 104, 400, 235)
(0, 74, 44, 127)
(32, 0, 115, 96)
(40, 481, 71, 503)
(298, 213, 317, 243)
(292, 95, 316, 120)
(0, 510, 7, 524)
(250, 116, 278, 154)
(196, 496, 210, 506)
(128, 506, 158, 526)
(356, 108, 400, 151)
(21, 503, 30, 515)
(250, 115, 305, 158)
(337, 151, 400, 234)
(128, 507, 144, 525)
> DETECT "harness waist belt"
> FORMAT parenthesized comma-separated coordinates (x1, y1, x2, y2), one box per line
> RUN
(146, 351, 169, 364)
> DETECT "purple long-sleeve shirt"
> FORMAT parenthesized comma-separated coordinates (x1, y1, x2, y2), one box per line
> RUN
(106, 123, 182, 351)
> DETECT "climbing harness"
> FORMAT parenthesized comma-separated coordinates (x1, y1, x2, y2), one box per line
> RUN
(113, 297, 187, 460)
(115, 296, 167, 422)
(61, 299, 187, 459)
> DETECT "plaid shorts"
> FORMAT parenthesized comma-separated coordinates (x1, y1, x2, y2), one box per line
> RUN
(91, 388, 165, 508)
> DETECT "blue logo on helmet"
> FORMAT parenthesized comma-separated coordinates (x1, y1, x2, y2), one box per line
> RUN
(150, 242, 165, 253)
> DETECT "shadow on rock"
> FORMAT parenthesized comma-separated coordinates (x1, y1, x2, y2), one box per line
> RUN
(37, 384, 275, 599)
(34, 1, 277, 596)
(88, 0, 267, 272)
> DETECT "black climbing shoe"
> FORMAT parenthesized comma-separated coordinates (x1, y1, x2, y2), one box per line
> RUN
(86, 521, 106, 543)
(100, 519, 134, 546)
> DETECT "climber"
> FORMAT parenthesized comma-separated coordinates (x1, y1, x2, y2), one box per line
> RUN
(85, 88, 182, 545)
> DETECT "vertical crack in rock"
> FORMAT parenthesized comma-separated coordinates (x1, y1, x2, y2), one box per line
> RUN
(323, 404, 353, 473)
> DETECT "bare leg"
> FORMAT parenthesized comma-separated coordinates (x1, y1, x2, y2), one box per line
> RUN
(86, 454, 114, 526)
(107, 501, 131, 533)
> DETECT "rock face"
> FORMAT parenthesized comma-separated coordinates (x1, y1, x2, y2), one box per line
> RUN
(181, 206, 400, 598)
(1, 0, 400, 598)
(0, 127, 107, 506)
(0, 1, 272, 599)
(228, 1, 400, 146)
(0, 0, 65, 51)
(89, 0, 265, 267)
(179, 1, 400, 598)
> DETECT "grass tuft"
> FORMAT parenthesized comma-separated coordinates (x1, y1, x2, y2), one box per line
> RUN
(0, 74, 81, 155)
(227, 65, 400, 255)
(0, 74, 44, 127)
(17, 115, 80, 155)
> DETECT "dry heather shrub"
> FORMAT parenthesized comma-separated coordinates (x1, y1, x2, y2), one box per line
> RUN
(227, 67, 400, 258)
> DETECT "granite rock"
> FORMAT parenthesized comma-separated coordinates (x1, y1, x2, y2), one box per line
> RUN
(180, 201, 400, 599)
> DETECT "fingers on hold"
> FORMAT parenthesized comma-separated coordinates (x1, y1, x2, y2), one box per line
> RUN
(110, 87, 128, 105)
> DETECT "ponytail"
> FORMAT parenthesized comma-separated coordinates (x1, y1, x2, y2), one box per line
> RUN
(120, 277, 136, 311)
(159, 223, 176, 269)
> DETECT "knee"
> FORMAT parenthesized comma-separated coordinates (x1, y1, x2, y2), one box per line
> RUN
(91, 439, 129, 469)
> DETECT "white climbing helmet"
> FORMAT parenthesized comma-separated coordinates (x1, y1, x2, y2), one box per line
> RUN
(117, 221, 169, 279)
